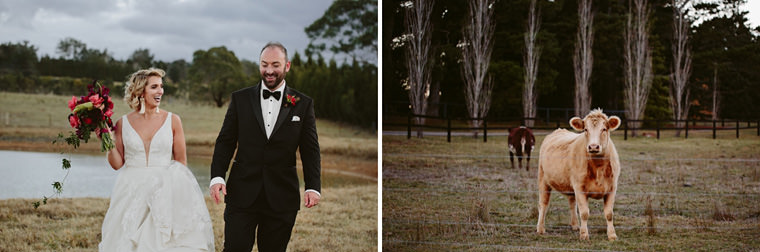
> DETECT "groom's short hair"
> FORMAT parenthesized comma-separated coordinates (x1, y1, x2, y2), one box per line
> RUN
(261, 42, 288, 62)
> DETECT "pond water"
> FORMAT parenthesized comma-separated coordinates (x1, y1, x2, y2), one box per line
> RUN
(0, 150, 374, 199)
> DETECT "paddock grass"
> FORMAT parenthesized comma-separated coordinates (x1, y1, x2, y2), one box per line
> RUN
(383, 132, 760, 251)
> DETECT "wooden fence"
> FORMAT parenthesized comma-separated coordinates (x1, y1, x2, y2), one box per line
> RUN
(390, 112, 760, 142)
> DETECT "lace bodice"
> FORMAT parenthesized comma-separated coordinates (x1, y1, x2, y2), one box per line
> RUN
(122, 112, 173, 168)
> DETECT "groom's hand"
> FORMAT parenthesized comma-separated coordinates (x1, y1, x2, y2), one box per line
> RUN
(304, 191, 320, 208)
(210, 183, 226, 204)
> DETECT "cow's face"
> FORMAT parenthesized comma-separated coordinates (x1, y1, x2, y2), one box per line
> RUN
(570, 111, 621, 156)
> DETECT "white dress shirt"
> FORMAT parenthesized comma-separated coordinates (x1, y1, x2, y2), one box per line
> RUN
(262, 81, 285, 139)
(210, 81, 319, 197)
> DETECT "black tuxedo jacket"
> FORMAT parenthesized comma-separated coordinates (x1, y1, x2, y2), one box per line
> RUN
(210, 83, 321, 211)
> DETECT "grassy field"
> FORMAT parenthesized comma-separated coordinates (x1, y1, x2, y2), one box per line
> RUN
(0, 185, 376, 252)
(0, 92, 378, 251)
(383, 131, 760, 251)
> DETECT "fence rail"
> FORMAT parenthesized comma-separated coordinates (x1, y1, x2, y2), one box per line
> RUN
(387, 111, 760, 142)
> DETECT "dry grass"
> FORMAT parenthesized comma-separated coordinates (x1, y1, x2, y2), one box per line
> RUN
(0, 185, 376, 252)
(383, 132, 760, 251)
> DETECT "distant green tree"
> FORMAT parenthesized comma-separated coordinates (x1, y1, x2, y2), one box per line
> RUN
(0, 41, 38, 76)
(56, 37, 87, 60)
(128, 48, 154, 70)
(691, 1, 760, 119)
(188, 46, 246, 107)
(305, 0, 378, 64)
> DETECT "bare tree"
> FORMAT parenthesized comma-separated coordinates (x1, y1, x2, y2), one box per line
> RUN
(624, 0, 654, 137)
(460, 0, 496, 134)
(574, 0, 594, 117)
(712, 65, 720, 121)
(670, 0, 692, 137)
(404, 0, 435, 138)
(523, 0, 541, 127)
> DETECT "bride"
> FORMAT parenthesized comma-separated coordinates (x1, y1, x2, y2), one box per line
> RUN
(100, 68, 214, 251)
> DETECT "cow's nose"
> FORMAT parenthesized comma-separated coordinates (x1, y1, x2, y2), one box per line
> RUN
(588, 144, 600, 153)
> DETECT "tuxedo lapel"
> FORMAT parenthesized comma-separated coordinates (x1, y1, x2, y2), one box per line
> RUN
(271, 86, 292, 138)
(250, 83, 266, 135)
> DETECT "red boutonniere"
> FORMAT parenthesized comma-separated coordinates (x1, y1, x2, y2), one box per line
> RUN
(284, 94, 300, 107)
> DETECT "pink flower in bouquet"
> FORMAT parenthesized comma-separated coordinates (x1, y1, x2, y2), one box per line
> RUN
(104, 109, 114, 118)
(83, 117, 93, 125)
(89, 94, 104, 106)
(68, 96, 78, 111)
(68, 115, 80, 128)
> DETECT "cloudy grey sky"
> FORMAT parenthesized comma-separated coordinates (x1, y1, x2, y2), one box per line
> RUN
(0, 0, 334, 62)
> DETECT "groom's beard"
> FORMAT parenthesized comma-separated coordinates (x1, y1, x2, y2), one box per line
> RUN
(263, 71, 287, 90)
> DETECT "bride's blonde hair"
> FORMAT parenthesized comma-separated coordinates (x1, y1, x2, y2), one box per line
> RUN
(124, 68, 165, 111)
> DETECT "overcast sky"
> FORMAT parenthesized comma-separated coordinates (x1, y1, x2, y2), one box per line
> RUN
(0, 0, 334, 62)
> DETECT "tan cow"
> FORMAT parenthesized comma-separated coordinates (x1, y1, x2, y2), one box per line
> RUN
(536, 109, 622, 241)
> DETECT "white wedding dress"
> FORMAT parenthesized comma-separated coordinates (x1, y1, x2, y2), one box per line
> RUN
(99, 113, 215, 252)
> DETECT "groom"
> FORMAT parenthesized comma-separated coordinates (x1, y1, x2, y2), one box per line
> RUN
(209, 42, 321, 252)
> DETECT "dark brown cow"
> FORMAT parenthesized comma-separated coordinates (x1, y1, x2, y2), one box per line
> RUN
(508, 126, 535, 171)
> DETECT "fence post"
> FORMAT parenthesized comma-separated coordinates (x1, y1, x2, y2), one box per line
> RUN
(624, 120, 628, 140)
(447, 117, 451, 143)
(736, 119, 740, 139)
(685, 119, 689, 139)
(713, 120, 717, 139)
(656, 120, 660, 139)
(483, 118, 488, 143)
(407, 110, 412, 139)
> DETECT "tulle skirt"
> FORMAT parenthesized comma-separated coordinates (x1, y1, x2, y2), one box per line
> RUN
(99, 161, 214, 252)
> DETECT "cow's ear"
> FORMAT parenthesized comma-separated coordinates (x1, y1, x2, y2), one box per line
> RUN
(607, 116, 621, 131)
(570, 117, 584, 131)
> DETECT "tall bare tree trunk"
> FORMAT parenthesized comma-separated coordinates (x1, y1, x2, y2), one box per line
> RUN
(670, 0, 692, 137)
(624, 0, 653, 137)
(712, 65, 720, 121)
(460, 0, 496, 136)
(523, 0, 541, 127)
(404, 0, 435, 138)
(574, 0, 594, 117)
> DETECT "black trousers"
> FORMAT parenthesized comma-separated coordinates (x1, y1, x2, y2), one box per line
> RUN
(223, 191, 298, 252)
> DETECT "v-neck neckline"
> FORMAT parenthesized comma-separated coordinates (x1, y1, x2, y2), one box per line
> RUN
(125, 112, 170, 166)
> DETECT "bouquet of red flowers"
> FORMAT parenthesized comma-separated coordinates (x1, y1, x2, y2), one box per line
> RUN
(65, 80, 116, 152)
(35, 80, 117, 208)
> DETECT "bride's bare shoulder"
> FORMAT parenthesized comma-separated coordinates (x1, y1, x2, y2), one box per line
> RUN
(170, 112, 183, 128)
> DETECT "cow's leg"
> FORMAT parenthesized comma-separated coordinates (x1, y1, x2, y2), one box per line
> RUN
(574, 190, 590, 240)
(509, 150, 515, 169)
(568, 195, 579, 231)
(518, 155, 524, 171)
(536, 176, 551, 234)
(603, 191, 617, 241)
(526, 154, 531, 171)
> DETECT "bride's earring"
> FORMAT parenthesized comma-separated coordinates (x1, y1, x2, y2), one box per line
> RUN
(139, 97, 146, 114)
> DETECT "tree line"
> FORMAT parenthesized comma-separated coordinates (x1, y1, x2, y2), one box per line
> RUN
(383, 0, 760, 129)
(0, 38, 377, 129)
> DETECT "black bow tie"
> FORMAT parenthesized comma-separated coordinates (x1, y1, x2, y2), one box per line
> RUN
(263, 89, 281, 100)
